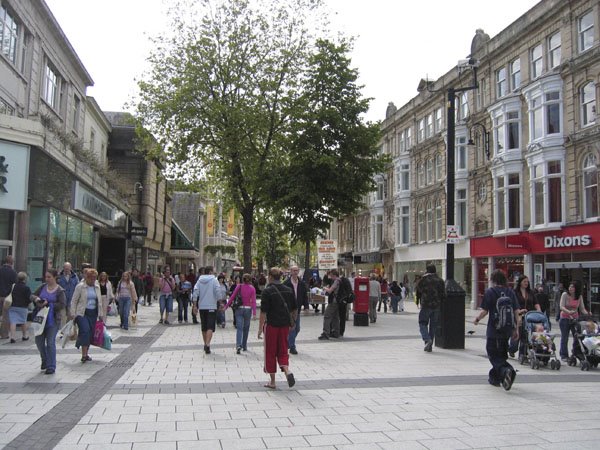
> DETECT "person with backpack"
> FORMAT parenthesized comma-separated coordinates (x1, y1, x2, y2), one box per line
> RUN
(473, 269, 520, 391)
(389, 281, 402, 313)
(336, 275, 354, 337)
(415, 265, 445, 352)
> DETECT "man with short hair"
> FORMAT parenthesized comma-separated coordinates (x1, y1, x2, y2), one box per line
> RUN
(284, 266, 308, 355)
(258, 267, 296, 389)
(318, 269, 341, 340)
(368, 273, 381, 324)
(143, 269, 153, 306)
(58, 262, 80, 321)
(0, 255, 17, 339)
(415, 264, 446, 352)
(193, 266, 220, 354)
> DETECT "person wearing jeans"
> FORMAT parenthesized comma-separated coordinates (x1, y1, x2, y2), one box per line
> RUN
(558, 282, 588, 361)
(225, 274, 256, 354)
(415, 265, 445, 352)
(116, 272, 137, 330)
(284, 266, 309, 353)
(159, 267, 176, 325)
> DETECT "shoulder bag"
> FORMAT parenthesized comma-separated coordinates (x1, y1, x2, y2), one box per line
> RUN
(274, 287, 295, 328)
(3, 283, 15, 308)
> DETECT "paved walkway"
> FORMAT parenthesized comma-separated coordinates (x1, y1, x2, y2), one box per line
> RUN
(1, 298, 599, 449)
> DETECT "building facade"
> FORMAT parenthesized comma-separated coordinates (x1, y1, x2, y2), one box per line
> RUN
(339, 0, 600, 313)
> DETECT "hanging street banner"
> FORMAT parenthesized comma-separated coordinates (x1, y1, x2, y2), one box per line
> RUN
(227, 209, 235, 236)
(317, 239, 338, 270)
(207, 204, 215, 235)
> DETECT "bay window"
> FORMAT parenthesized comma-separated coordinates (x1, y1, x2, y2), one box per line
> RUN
(400, 163, 410, 191)
(526, 85, 562, 142)
(456, 136, 467, 171)
(456, 189, 467, 237)
(531, 159, 564, 227)
(495, 172, 521, 232)
(583, 154, 598, 220)
(395, 205, 410, 245)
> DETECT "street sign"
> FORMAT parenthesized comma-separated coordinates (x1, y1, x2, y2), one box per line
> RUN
(446, 225, 460, 244)
(317, 239, 338, 270)
(129, 226, 148, 237)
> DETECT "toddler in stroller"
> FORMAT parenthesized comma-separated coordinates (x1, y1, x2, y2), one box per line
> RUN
(570, 320, 600, 370)
(520, 311, 561, 370)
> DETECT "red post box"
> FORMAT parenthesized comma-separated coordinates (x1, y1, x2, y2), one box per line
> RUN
(353, 276, 370, 326)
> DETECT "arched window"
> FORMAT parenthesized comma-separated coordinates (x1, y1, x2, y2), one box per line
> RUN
(435, 154, 443, 180)
(435, 198, 443, 240)
(583, 153, 598, 219)
(426, 201, 434, 241)
(426, 158, 433, 184)
(417, 162, 425, 187)
(417, 203, 425, 243)
(581, 82, 596, 127)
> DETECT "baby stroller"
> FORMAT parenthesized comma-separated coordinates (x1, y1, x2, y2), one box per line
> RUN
(568, 319, 600, 371)
(519, 311, 561, 370)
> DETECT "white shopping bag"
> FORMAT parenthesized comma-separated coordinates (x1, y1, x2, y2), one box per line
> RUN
(31, 307, 49, 336)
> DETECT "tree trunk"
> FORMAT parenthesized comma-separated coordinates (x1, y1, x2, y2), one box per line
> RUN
(241, 205, 254, 274)
(303, 239, 311, 282)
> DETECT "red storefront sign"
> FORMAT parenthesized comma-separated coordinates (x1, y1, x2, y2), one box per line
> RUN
(471, 222, 600, 258)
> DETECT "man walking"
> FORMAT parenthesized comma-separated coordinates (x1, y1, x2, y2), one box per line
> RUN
(131, 269, 144, 314)
(143, 270, 153, 306)
(58, 262, 79, 319)
(318, 269, 341, 340)
(368, 273, 381, 324)
(258, 267, 296, 389)
(0, 256, 17, 339)
(284, 265, 308, 355)
(415, 264, 446, 352)
(193, 266, 220, 354)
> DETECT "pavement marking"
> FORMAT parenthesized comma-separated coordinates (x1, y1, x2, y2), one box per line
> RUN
(3, 324, 167, 450)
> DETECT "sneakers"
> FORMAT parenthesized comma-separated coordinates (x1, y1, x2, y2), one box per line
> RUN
(44, 368, 55, 375)
(289, 347, 298, 355)
(236, 347, 242, 354)
(164, 320, 170, 325)
(318, 334, 329, 340)
(502, 368, 516, 391)
(424, 340, 433, 352)
(159, 319, 163, 324)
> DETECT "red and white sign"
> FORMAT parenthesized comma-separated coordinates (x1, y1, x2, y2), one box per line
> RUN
(317, 239, 338, 270)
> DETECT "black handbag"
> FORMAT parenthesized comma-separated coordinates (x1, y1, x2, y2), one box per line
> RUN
(232, 288, 243, 310)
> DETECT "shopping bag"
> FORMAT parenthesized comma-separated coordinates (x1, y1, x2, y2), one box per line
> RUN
(58, 320, 74, 349)
(32, 307, 49, 336)
(92, 320, 105, 347)
(130, 312, 137, 326)
(107, 303, 118, 317)
(102, 328, 112, 351)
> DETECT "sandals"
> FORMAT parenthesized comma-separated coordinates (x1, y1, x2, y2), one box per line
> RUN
(81, 355, 92, 363)
(263, 384, 276, 389)
(286, 373, 296, 388)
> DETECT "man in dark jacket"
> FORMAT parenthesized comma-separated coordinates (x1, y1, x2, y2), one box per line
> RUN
(284, 265, 309, 355)
(415, 264, 446, 352)
(258, 267, 297, 389)
(58, 262, 79, 316)
(0, 255, 17, 339)
(131, 269, 144, 313)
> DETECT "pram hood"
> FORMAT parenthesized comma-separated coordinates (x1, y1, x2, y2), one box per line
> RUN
(524, 311, 550, 331)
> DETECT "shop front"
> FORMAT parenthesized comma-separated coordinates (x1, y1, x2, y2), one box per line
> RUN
(471, 223, 600, 316)
(353, 252, 383, 276)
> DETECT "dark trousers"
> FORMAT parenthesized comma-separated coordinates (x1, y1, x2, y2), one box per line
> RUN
(559, 318, 579, 359)
(418, 308, 438, 342)
(145, 288, 152, 305)
(177, 296, 189, 322)
(486, 337, 514, 384)
(338, 302, 347, 337)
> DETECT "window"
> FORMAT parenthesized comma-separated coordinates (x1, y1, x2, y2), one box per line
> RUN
(0, 97, 15, 116)
(476, 78, 487, 111)
(0, 5, 18, 63)
(495, 173, 521, 232)
(373, 215, 383, 248)
(426, 201, 434, 241)
(72, 95, 81, 132)
(456, 136, 467, 170)
(43, 64, 59, 109)
(401, 205, 410, 244)
(434, 108, 443, 132)
(405, 127, 412, 149)
(376, 180, 384, 201)
(418, 118, 425, 142)
(531, 44, 543, 79)
(90, 129, 96, 155)
(417, 204, 425, 243)
(400, 163, 410, 191)
(529, 90, 561, 140)
(435, 154, 443, 180)
(417, 162, 425, 188)
(435, 198, 442, 240)
(578, 10, 594, 53)
(510, 59, 521, 91)
(493, 110, 520, 155)
(531, 160, 564, 226)
(581, 82, 596, 127)
(426, 158, 433, 184)
(425, 114, 433, 138)
(583, 154, 598, 220)
(548, 32, 561, 69)
(456, 189, 467, 237)
(496, 67, 507, 98)
(457, 92, 469, 120)
(399, 130, 406, 153)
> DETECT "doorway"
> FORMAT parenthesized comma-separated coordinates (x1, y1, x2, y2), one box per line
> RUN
(546, 263, 600, 319)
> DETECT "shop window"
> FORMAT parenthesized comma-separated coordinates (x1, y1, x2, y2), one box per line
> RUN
(580, 82, 596, 127)
(583, 154, 598, 220)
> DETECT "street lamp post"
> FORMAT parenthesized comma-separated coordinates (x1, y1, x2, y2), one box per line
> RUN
(437, 59, 479, 350)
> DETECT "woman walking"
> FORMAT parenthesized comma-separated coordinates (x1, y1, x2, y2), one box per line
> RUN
(8, 272, 33, 343)
(116, 271, 137, 330)
(559, 282, 589, 362)
(510, 275, 540, 356)
(71, 269, 104, 363)
(216, 274, 228, 328)
(33, 269, 66, 374)
(98, 272, 114, 321)
(158, 267, 175, 325)
(225, 273, 257, 354)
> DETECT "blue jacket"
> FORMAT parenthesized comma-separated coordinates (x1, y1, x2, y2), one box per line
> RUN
(193, 275, 221, 310)
(58, 272, 79, 308)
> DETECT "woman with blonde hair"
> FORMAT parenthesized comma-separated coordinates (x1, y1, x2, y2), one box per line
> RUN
(98, 272, 115, 320)
(116, 271, 138, 330)
(71, 268, 103, 363)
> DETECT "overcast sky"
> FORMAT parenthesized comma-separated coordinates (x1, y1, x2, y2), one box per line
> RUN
(45, 0, 540, 122)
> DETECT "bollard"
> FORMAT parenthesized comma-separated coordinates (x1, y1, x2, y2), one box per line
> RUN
(435, 278, 466, 349)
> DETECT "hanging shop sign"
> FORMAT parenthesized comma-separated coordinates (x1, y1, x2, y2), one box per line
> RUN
(0, 140, 30, 211)
(72, 181, 115, 227)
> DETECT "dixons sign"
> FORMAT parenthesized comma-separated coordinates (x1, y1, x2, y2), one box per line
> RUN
(544, 235, 591, 249)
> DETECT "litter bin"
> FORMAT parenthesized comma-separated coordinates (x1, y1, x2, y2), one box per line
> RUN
(353, 276, 369, 326)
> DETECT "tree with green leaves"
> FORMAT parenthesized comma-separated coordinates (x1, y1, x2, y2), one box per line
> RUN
(134, 0, 325, 273)
(271, 38, 385, 277)
(254, 210, 290, 270)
